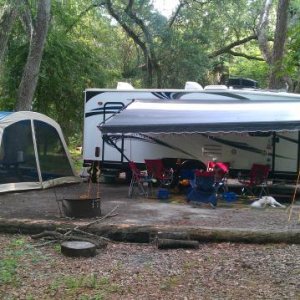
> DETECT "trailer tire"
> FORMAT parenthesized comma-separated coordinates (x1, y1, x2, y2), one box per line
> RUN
(180, 159, 206, 171)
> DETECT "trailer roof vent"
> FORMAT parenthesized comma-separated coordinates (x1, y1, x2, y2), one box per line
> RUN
(204, 85, 228, 90)
(184, 81, 203, 90)
(117, 82, 135, 90)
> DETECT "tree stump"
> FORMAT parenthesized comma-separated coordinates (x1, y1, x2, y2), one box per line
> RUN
(61, 241, 97, 257)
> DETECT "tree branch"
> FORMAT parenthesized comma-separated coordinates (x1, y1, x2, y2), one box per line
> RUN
(19, 0, 33, 38)
(227, 50, 265, 61)
(105, 0, 147, 56)
(124, 0, 159, 85)
(208, 35, 258, 58)
(124, 0, 156, 62)
(168, 1, 185, 28)
(66, 3, 103, 33)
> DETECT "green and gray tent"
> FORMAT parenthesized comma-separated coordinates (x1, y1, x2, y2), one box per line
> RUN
(0, 111, 80, 193)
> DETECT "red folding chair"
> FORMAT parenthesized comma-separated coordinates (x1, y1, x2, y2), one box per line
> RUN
(144, 159, 174, 187)
(238, 163, 270, 197)
(128, 161, 152, 198)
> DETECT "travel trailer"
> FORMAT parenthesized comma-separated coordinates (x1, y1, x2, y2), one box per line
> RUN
(83, 82, 300, 181)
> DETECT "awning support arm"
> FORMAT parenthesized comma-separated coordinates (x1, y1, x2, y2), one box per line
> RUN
(102, 134, 131, 162)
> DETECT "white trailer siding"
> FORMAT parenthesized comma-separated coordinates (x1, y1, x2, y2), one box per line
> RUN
(84, 87, 300, 178)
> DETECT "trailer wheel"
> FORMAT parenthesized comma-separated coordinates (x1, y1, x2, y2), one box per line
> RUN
(180, 159, 206, 171)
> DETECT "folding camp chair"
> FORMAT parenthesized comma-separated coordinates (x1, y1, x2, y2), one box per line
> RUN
(144, 159, 174, 187)
(128, 161, 152, 198)
(187, 170, 217, 207)
(207, 161, 230, 194)
(238, 163, 270, 197)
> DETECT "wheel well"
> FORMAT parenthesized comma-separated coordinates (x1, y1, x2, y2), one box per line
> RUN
(180, 159, 206, 170)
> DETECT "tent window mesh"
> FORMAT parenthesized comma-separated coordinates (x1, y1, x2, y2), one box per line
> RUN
(34, 120, 73, 180)
(0, 120, 39, 183)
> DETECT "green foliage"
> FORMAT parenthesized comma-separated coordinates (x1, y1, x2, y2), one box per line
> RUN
(1, 0, 299, 141)
(0, 0, 124, 137)
(159, 29, 209, 87)
(283, 2, 300, 88)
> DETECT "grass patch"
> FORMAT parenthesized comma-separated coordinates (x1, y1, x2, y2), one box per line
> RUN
(69, 146, 83, 174)
(48, 274, 124, 298)
(0, 237, 43, 286)
(160, 275, 181, 291)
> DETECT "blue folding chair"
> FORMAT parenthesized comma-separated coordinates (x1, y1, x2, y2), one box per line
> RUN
(187, 171, 217, 207)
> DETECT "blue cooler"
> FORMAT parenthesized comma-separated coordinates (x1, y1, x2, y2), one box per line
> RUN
(222, 192, 237, 202)
(157, 188, 169, 200)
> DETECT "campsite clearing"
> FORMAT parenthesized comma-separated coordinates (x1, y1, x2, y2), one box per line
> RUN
(0, 233, 299, 299)
(0, 182, 299, 298)
(0, 182, 299, 239)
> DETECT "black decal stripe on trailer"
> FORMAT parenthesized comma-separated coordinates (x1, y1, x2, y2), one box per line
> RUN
(208, 92, 250, 100)
(151, 91, 200, 99)
(202, 134, 293, 160)
(276, 134, 299, 144)
(104, 133, 198, 160)
(86, 111, 120, 118)
(86, 104, 125, 118)
(85, 91, 105, 102)
(142, 134, 199, 159)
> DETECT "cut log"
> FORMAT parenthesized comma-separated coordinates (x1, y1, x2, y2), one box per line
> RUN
(157, 238, 199, 250)
(156, 231, 191, 240)
(61, 241, 97, 257)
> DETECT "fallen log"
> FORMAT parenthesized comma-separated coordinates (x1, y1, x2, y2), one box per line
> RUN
(31, 230, 108, 248)
(157, 238, 199, 249)
(156, 231, 191, 241)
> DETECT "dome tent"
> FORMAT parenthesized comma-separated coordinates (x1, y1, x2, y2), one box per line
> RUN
(0, 111, 80, 193)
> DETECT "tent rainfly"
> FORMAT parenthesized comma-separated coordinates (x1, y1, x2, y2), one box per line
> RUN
(0, 111, 80, 193)
(99, 99, 300, 134)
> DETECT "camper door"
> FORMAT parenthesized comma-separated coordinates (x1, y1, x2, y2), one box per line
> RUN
(273, 132, 299, 174)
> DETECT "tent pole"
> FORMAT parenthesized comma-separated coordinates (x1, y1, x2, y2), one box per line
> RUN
(288, 168, 300, 222)
(31, 120, 43, 185)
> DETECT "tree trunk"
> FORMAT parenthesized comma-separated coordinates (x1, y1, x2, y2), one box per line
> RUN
(257, 0, 273, 64)
(268, 0, 290, 89)
(0, 2, 19, 65)
(16, 0, 51, 111)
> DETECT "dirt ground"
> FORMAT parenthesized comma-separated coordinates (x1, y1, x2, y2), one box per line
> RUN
(0, 182, 300, 299)
(0, 233, 299, 300)
(0, 181, 299, 232)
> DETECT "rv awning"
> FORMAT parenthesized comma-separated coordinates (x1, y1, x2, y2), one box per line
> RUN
(99, 99, 300, 134)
